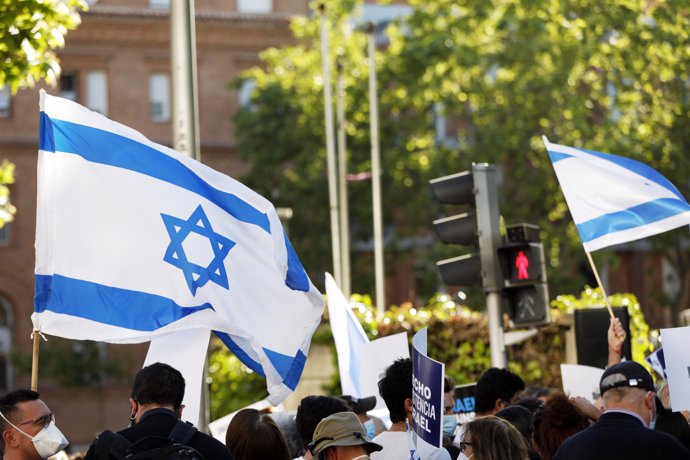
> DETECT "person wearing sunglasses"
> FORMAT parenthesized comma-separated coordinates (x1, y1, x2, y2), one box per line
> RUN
(458, 416, 528, 460)
(0, 389, 68, 460)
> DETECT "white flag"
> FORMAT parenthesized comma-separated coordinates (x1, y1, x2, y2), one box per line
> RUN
(325, 273, 369, 397)
(34, 91, 324, 403)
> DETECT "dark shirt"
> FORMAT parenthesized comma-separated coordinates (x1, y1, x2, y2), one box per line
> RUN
(84, 408, 234, 460)
(553, 411, 690, 460)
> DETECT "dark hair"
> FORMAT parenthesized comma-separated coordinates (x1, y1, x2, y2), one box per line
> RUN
(270, 411, 303, 458)
(226, 408, 290, 460)
(464, 415, 529, 460)
(378, 358, 412, 423)
(295, 396, 350, 448)
(474, 368, 525, 415)
(522, 385, 554, 400)
(0, 390, 41, 450)
(513, 398, 546, 417)
(131, 362, 185, 410)
(537, 392, 588, 460)
(655, 412, 690, 450)
(496, 405, 534, 442)
(444, 375, 456, 393)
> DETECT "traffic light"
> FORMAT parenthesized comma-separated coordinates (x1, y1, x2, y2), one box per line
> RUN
(497, 224, 550, 327)
(429, 164, 502, 292)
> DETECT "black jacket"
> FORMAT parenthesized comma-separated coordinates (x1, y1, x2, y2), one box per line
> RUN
(553, 411, 690, 460)
(84, 408, 234, 460)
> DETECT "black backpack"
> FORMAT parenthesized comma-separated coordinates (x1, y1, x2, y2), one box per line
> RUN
(94, 420, 206, 460)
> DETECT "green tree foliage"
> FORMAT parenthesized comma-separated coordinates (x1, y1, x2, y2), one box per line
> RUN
(0, 0, 87, 92)
(233, 0, 690, 316)
(0, 160, 16, 227)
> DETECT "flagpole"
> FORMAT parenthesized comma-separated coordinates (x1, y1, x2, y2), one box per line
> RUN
(319, 3, 343, 289)
(585, 251, 615, 319)
(31, 331, 39, 391)
(366, 23, 385, 315)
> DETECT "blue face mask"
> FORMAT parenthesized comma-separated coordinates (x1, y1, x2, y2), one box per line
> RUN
(442, 415, 457, 438)
(364, 419, 376, 439)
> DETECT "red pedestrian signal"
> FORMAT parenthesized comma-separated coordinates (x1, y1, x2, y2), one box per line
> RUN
(515, 251, 529, 280)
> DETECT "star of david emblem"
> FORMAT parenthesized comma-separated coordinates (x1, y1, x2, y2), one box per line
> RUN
(161, 205, 235, 296)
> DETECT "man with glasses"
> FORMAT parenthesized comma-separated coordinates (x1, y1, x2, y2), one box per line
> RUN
(0, 389, 68, 459)
(553, 361, 690, 460)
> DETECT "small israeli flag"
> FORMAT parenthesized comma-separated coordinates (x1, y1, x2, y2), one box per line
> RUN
(34, 91, 324, 403)
(544, 137, 690, 252)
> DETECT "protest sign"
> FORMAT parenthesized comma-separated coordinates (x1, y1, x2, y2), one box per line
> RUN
(560, 364, 605, 403)
(453, 383, 476, 414)
(412, 328, 444, 448)
(660, 327, 690, 411)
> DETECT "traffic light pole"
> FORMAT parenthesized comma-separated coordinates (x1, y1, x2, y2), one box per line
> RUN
(487, 292, 506, 368)
(472, 165, 506, 368)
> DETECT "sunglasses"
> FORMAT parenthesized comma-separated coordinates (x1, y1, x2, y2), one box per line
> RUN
(459, 441, 473, 452)
(17, 413, 55, 429)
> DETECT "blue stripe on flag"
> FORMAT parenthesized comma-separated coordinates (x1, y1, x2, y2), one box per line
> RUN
(40, 115, 271, 234)
(215, 331, 266, 377)
(34, 274, 214, 331)
(263, 347, 307, 391)
(283, 232, 309, 292)
(549, 144, 686, 202)
(548, 151, 572, 163)
(39, 113, 55, 153)
(215, 332, 307, 390)
(576, 197, 690, 243)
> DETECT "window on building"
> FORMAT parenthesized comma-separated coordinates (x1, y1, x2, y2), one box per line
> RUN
(86, 71, 108, 116)
(0, 223, 11, 247)
(237, 0, 272, 14)
(149, 73, 171, 122)
(60, 72, 78, 101)
(149, 0, 169, 9)
(0, 87, 11, 118)
(238, 79, 256, 109)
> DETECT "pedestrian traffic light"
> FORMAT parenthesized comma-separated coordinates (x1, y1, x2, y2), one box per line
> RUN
(429, 164, 502, 292)
(497, 224, 550, 327)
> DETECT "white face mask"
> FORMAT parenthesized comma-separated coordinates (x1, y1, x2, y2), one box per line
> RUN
(458, 454, 474, 460)
(0, 412, 68, 459)
(351, 456, 370, 460)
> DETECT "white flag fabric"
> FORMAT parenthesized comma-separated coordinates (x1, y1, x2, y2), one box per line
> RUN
(544, 138, 690, 252)
(325, 273, 369, 397)
(34, 91, 324, 404)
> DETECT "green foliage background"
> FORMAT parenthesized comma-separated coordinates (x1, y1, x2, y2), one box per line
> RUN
(233, 0, 690, 319)
(207, 288, 655, 418)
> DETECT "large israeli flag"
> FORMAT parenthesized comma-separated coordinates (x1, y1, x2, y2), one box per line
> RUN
(34, 91, 324, 403)
(544, 137, 690, 252)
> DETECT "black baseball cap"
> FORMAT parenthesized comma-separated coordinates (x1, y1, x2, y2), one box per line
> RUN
(338, 395, 377, 414)
(600, 361, 655, 396)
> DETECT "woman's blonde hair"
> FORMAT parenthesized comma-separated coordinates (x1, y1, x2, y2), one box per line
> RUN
(464, 415, 529, 460)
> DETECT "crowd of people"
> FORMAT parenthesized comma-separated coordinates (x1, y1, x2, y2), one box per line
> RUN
(0, 318, 688, 459)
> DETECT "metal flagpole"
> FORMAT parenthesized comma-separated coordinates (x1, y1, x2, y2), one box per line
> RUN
(170, 0, 209, 431)
(171, 0, 200, 161)
(585, 251, 615, 319)
(366, 23, 385, 314)
(319, 4, 342, 289)
(336, 61, 351, 297)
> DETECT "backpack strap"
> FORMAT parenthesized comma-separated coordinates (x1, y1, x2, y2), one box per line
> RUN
(94, 430, 131, 460)
(168, 421, 198, 445)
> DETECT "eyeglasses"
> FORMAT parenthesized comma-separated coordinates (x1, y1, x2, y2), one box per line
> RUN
(459, 441, 473, 452)
(16, 413, 54, 429)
